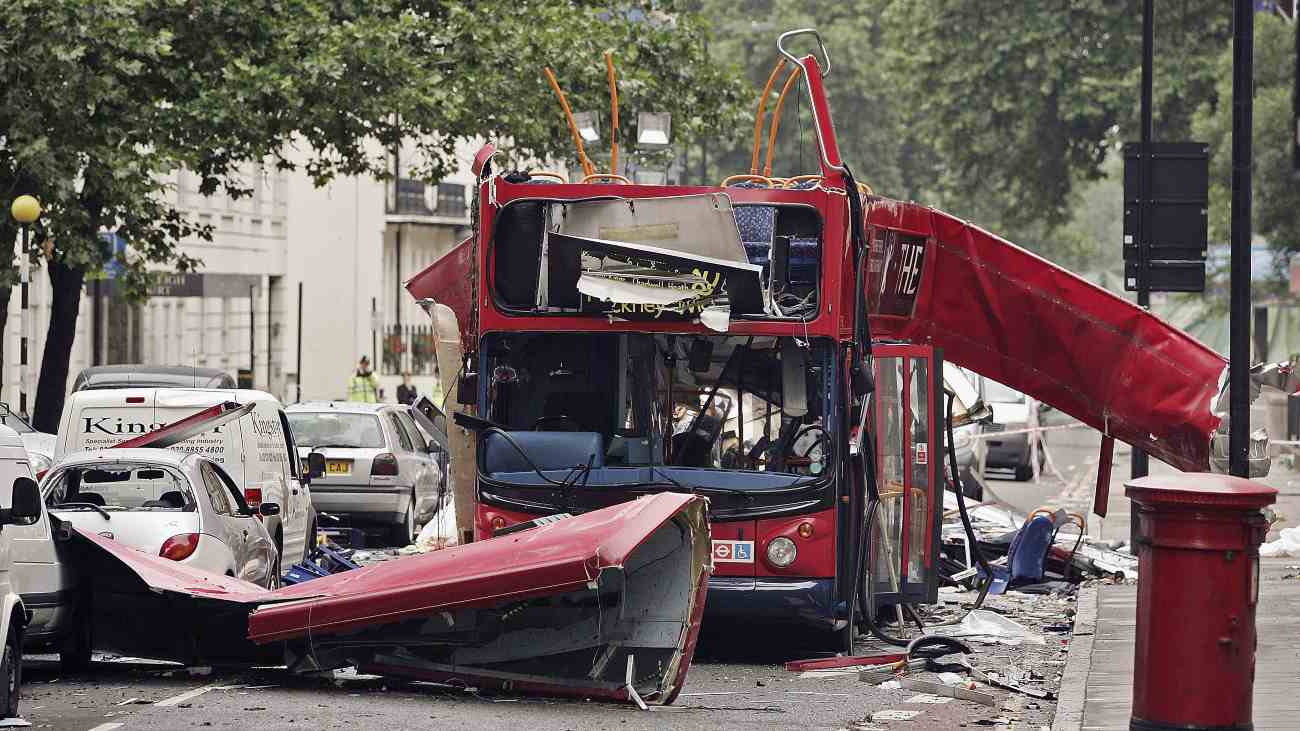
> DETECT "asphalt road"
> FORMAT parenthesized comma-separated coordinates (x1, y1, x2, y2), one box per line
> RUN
(20, 425, 1102, 731)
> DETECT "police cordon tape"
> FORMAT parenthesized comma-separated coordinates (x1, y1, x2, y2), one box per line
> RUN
(967, 421, 1089, 441)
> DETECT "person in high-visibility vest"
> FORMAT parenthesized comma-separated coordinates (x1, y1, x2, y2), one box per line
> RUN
(346, 356, 381, 402)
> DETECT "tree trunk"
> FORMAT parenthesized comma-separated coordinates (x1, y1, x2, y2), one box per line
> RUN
(0, 221, 17, 393)
(33, 259, 84, 433)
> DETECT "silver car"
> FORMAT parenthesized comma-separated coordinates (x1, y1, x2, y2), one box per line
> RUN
(41, 448, 281, 587)
(286, 402, 443, 546)
(0, 403, 56, 479)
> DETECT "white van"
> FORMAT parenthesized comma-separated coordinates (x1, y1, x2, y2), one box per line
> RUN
(52, 389, 316, 567)
(0, 425, 52, 716)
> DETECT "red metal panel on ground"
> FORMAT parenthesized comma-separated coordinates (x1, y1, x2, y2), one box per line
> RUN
(866, 200, 1226, 472)
(74, 528, 280, 602)
(248, 492, 706, 643)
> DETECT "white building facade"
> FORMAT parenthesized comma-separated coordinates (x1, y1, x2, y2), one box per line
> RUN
(5, 146, 478, 413)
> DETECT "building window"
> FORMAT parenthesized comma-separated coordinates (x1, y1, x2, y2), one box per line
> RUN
(395, 178, 429, 215)
(434, 183, 466, 218)
(104, 297, 143, 365)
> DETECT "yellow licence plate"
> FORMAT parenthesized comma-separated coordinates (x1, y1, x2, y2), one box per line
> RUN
(326, 460, 352, 476)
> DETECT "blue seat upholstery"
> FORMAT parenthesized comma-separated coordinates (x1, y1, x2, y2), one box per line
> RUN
(734, 203, 776, 277)
(483, 431, 605, 474)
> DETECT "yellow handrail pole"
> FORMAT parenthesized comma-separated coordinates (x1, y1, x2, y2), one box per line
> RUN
(751, 58, 787, 175)
(543, 67, 595, 178)
(764, 66, 803, 177)
(605, 51, 619, 176)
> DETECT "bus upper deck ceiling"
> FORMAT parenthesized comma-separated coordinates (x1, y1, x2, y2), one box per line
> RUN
(491, 193, 822, 325)
(479, 332, 832, 486)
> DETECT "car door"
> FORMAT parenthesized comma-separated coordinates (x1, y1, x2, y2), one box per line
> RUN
(409, 396, 450, 491)
(275, 408, 311, 563)
(385, 410, 418, 486)
(197, 460, 245, 574)
(202, 460, 271, 585)
(394, 411, 438, 518)
(15, 459, 76, 641)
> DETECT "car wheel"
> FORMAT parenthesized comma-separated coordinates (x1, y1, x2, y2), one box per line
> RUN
(1, 618, 21, 718)
(389, 496, 416, 547)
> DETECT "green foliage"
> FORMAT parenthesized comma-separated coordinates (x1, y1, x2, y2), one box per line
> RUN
(1194, 15, 1299, 278)
(0, 0, 744, 297)
(684, 2, 921, 196)
(882, 0, 1229, 233)
(682, 1, 1236, 276)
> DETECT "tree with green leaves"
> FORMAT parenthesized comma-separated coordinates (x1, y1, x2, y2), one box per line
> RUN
(882, 0, 1230, 234)
(684, 1, 925, 198)
(0, 0, 744, 430)
(1194, 14, 1299, 278)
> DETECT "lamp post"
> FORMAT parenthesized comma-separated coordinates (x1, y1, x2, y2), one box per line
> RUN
(9, 195, 41, 420)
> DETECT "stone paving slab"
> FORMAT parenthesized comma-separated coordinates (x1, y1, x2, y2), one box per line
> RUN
(1054, 560, 1300, 731)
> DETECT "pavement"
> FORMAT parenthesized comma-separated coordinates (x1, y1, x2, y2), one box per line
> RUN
(1047, 440, 1300, 731)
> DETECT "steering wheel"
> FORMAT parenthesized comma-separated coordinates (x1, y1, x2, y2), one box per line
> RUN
(785, 425, 830, 476)
(533, 415, 582, 431)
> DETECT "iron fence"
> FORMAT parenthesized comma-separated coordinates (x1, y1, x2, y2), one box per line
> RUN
(380, 323, 439, 377)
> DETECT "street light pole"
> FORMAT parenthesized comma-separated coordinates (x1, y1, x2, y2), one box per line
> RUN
(1132, 0, 1154, 481)
(1229, 0, 1254, 478)
(9, 196, 41, 420)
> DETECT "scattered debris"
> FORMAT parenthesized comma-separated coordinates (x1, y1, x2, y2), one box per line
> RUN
(923, 610, 1045, 646)
(1261, 527, 1300, 558)
(282, 544, 362, 585)
(784, 653, 907, 672)
(899, 678, 997, 707)
(872, 709, 923, 721)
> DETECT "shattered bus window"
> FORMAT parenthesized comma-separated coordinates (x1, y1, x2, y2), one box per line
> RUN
(478, 333, 833, 513)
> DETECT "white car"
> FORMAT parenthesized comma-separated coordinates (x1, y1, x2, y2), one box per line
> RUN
(52, 388, 317, 568)
(976, 377, 1044, 481)
(0, 425, 47, 715)
(42, 449, 282, 587)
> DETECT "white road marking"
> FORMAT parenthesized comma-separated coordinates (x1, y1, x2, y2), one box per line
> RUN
(154, 684, 219, 707)
(86, 723, 124, 731)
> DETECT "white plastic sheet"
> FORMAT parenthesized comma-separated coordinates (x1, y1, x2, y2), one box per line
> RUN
(924, 609, 1045, 645)
(1260, 526, 1300, 558)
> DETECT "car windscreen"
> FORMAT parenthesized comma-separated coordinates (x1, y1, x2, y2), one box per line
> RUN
(288, 412, 385, 449)
(45, 464, 196, 511)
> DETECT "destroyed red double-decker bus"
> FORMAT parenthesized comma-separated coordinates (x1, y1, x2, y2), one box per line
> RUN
(407, 28, 1235, 651)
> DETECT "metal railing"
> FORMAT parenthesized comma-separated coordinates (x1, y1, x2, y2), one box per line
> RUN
(380, 323, 439, 376)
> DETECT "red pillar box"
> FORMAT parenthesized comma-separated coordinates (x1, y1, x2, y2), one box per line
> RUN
(1125, 474, 1276, 731)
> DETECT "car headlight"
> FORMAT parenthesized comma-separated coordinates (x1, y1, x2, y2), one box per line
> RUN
(766, 536, 797, 568)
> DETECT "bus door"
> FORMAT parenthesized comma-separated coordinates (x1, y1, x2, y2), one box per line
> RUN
(867, 344, 943, 608)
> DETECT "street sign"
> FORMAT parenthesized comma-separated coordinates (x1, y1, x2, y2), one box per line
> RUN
(1123, 142, 1209, 293)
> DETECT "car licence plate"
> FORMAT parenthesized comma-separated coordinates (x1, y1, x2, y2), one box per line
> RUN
(326, 460, 352, 476)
